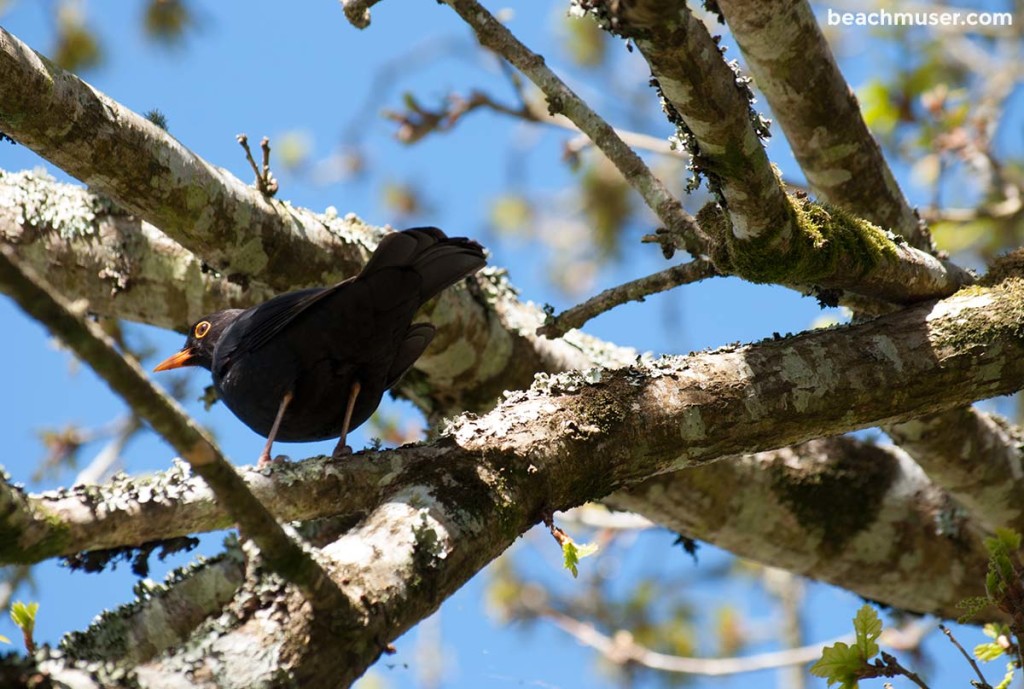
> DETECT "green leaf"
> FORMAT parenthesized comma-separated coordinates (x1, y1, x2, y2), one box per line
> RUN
(562, 540, 599, 578)
(810, 606, 882, 688)
(852, 605, 882, 660)
(10, 601, 38, 636)
(809, 642, 865, 688)
(984, 529, 1022, 598)
(984, 623, 1011, 639)
(975, 642, 1005, 662)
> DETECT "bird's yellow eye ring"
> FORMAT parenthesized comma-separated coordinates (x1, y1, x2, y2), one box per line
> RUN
(194, 321, 212, 339)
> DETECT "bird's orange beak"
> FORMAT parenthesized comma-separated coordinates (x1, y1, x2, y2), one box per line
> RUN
(153, 348, 196, 372)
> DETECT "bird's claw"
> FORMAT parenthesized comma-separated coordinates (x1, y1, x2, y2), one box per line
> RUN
(331, 444, 352, 459)
(257, 453, 290, 469)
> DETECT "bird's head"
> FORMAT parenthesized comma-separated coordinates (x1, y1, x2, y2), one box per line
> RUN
(153, 310, 242, 372)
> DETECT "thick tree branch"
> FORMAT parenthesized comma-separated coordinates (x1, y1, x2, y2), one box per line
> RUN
(591, 0, 787, 240)
(697, 200, 972, 303)
(0, 246, 352, 614)
(9, 274, 1024, 620)
(0, 28, 364, 294)
(606, 438, 986, 620)
(61, 557, 245, 665)
(700, 0, 1024, 528)
(0, 170, 278, 331)
(714, 0, 927, 248)
(5, 262, 1024, 685)
(887, 408, 1024, 534)
(0, 169, 633, 415)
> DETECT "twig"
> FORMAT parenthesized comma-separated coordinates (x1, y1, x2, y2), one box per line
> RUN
(438, 0, 707, 258)
(875, 651, 931, 689)
(384, 91, 529, 144)
(389, 84, 690, 162)
(236, 133, 278, 197)
(545, 606, 853, 675)
(939, 624, 992, 689)
(341, 0, 382, 29)
(0, 245, 349, 613)
(537, 259, 718, 338)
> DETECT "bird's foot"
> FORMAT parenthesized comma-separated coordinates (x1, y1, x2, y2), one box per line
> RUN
(331, 444, 352, 459)
(257, 452, 290, 469)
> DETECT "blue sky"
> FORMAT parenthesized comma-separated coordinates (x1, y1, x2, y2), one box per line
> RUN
(0, 1, 1016, 687)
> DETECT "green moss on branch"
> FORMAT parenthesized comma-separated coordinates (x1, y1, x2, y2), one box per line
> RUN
(699, 195, 901, 287)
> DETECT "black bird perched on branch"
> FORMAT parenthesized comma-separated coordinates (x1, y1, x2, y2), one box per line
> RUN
(154, 227, 486, 466)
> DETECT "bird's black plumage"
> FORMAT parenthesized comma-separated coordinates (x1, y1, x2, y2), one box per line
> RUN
(154, 227, 486, 462)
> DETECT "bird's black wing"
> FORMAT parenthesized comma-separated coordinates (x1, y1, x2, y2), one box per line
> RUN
(223, 283, 351, 356)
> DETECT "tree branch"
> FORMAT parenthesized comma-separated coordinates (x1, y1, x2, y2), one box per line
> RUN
(699, 0, 1024, 531)
(887, 408, 1024, 534)
(594, 0, 971, 304)
(0, 170, 279, 331)
(0, 169, 635, 416)
(0, 27, 362, 294)
(714, 0, 928, 248)
(537, 259, 718, 338)
(605, 438, 989, 620)
(61, 557, 245, 665)
(9, 273, 1024, 621)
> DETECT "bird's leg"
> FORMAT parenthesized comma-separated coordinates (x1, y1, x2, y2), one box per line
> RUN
(332, 380, 362, 458)
(258, 390, 294, 468)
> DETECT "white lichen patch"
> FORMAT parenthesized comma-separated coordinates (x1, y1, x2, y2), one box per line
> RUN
(420, 338, 477, 379)
(678, 406, 706, 442)
(925, 292, 993, 322)
(868, 335, 904, 372)
(804, 164, 853, 187)
(0, 169, 113, 239)
(323, 486, 451, 597)
(225, 236, 269, 276)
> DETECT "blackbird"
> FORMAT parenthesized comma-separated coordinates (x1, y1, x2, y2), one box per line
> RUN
(154, 227, 486, 466)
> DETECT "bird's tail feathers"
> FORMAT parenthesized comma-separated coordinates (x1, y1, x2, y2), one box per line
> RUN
(362, 227, 486, 303)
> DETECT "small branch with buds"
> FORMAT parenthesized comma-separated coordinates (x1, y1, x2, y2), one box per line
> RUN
(237, 134, 279, 197)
